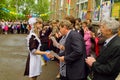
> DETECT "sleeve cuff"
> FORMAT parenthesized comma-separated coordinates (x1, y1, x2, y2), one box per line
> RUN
(31, 49, 37, 54)
(91, 62, 96, 70)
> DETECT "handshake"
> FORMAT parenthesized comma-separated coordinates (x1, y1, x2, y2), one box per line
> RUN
(46, 50, 60, 59)
(45, 50, 65, 62)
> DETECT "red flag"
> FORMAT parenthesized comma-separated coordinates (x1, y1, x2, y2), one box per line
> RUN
(67, 0, 71, 4)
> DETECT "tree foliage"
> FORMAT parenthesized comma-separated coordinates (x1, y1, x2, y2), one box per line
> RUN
(0, 0, 50, 20)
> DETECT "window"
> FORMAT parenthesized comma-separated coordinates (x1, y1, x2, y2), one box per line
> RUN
(60, 0, 64, 7)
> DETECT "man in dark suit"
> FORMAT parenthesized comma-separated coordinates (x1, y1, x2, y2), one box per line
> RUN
(58, 20, 88, 80)
(85, 18, 120, 80)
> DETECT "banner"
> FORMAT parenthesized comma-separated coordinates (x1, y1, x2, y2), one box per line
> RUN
(101, 1, 111, 20)
(80, 10, 87, 20)
(112, 2, 120, 18)
(0, 7, 52, 17)
(93, 7, 100, 21)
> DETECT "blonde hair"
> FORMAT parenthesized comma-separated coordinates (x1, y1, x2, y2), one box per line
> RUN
(33, 18, 43, 37)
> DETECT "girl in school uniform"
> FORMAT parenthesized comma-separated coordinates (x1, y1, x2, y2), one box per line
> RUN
(24, 18, 51, 80)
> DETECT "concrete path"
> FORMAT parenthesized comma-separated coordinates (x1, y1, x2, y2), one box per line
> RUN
(0, 34, 119, 80)
(0, 34, 59, 80)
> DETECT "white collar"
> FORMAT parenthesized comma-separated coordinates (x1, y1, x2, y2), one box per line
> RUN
(105, 34, 117, 45)
(65, 30, 71, 38)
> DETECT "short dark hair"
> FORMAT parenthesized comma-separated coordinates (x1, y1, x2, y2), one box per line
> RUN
(75, 18, 81, 22)
(87, 19, 92, 23)
(64, 15, 75, 26)
(82, 21, 88, 25)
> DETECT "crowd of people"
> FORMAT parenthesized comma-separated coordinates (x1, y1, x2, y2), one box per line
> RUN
(0, 20, 29, 34)
(1, 15, 120, 80)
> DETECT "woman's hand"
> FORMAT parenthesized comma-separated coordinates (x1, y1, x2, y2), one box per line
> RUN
(46, 52, 54, 59)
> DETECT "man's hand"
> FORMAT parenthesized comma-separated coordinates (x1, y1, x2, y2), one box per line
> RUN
(58, 56, 65, 62)
(58, 45, 65, 50)
(85, 57, 96, 67)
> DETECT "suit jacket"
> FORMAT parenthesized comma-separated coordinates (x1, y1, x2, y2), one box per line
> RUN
(64, 30, 88, 80)
(92, 35, 120, 80)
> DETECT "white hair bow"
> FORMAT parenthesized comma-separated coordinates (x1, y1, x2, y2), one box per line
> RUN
(28, 17, 37, 25)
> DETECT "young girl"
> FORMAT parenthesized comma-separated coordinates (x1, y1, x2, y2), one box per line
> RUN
(24, 18, 51, 80)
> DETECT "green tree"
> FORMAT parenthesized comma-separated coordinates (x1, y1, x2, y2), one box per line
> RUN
(0, 0, 50, 20)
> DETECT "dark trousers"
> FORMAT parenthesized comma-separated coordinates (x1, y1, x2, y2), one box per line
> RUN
(60, 75, 87, 80)
(60, 75, 67, 80)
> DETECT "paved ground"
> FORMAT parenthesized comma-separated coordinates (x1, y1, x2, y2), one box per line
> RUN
(0, 34, 120, 80)
(0, 34, 59, 80)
